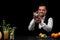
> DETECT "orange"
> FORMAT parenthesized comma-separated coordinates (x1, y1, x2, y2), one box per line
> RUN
(54, 33, 58, 38)
(51, 33, 58, 38)
(58, 32, 60, 36)
(51, 33, 55, 38)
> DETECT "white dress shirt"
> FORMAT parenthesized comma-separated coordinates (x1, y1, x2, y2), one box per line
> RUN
(28, 16, 53, 32)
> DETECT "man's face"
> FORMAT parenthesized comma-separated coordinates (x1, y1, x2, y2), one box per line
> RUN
(38, 6, 47, 16)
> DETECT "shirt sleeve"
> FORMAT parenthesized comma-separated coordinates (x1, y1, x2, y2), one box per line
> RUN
(41, 17, 53, 32)
(28, 19, 35, 31)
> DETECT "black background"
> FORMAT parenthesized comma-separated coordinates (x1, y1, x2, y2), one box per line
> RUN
(0, 0, 60, 36)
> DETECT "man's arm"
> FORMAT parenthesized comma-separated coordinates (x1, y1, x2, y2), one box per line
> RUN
(28, 12, 41, 31)
(41, 17, 53, 32)
(28, 19, 35, 31)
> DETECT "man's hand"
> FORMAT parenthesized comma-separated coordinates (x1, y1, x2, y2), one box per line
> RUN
(33, 12, 42, 23)
(35, 16, 42, 23)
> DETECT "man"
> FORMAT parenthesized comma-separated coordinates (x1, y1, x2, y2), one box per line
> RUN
(28, 4, 53, 32)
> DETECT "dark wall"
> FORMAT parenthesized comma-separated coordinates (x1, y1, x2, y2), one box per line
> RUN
(0, 0, 60, 36)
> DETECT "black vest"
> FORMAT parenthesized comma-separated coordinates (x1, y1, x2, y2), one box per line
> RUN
(33, 16, 52, 36)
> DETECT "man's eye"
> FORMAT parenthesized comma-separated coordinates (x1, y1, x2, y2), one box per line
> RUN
(38, 9, 45, 11)
(42, 9, 45, 11)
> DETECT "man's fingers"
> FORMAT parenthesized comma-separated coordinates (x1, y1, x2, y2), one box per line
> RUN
(33, 12, 36, 16)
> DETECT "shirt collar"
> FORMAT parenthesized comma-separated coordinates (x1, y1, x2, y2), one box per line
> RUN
(42, 16, 46, 20)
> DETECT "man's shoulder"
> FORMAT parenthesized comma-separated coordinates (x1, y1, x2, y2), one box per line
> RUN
(49, 17, 53, 19)
(45, 16, 53, 21)
(45, 16, 53, 19)
(48, 17, 53, 21)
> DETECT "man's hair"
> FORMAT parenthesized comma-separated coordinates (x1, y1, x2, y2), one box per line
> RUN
(38, 4, 47, 10)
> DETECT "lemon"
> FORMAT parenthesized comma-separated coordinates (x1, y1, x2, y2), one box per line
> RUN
(39, 33, 42, 37)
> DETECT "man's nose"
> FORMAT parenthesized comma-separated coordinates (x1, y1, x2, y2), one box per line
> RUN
(40, 11, 43, 13)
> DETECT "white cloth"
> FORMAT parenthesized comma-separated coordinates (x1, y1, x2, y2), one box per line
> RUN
(28, 16, 53, 32)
